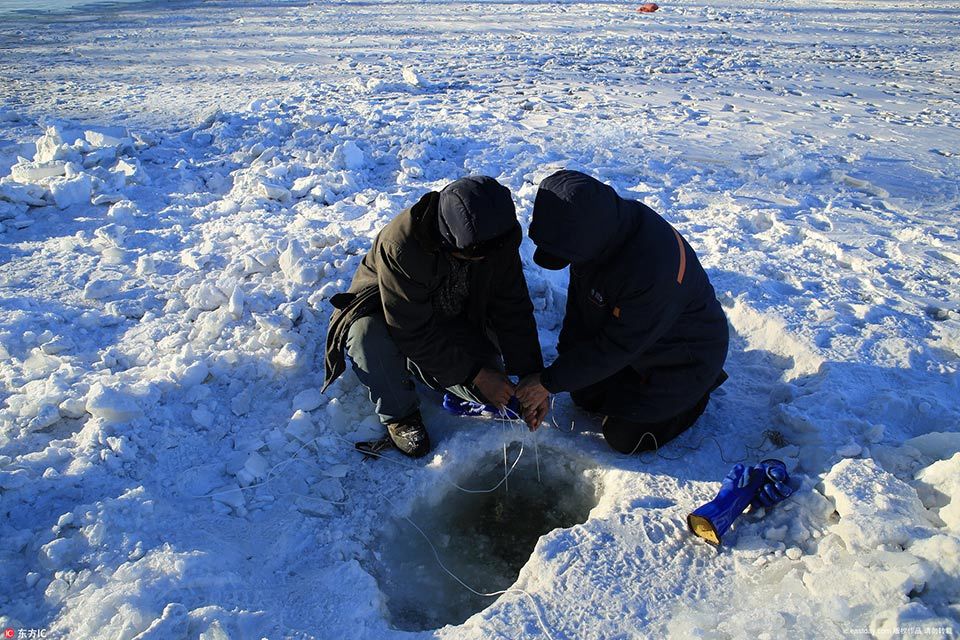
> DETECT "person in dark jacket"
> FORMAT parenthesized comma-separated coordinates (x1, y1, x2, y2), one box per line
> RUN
(516, 170, 729, 454)
(323, 176, 546, 457)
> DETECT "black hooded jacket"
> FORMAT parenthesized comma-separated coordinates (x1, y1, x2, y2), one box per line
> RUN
(323, 176, 543, 392)
(531, 170, 728, 421)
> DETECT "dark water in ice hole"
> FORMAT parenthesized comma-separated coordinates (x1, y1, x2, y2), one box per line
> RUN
(371, 446, 599, 631)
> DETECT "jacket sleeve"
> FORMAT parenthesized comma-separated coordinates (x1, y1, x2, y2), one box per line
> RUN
(540, 277, 686, 394)
(555, 272, 581, 356)
(377, 241, 480, 387)
(486, 243, 544, 377)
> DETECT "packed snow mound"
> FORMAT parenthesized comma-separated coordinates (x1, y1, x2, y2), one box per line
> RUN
(671, 455, 960, 638)
(915, 453, 960, 532)
(822, 458, 936, 553)
(0, 123, 147, 223)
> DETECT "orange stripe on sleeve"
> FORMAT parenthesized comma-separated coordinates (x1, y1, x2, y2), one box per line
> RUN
(671, 227, 687, 285)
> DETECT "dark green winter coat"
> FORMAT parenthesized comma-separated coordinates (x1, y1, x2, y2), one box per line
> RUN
(323, 181, 544, 392)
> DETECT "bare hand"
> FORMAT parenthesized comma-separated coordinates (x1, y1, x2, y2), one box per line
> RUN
(472, 368, 515, 409)
(523, 397, 550, 431)
(517, 373, 550, 430)
(516, 373, 549, 408)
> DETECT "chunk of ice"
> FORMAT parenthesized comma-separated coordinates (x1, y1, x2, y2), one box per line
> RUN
(85, 383, 142, 424)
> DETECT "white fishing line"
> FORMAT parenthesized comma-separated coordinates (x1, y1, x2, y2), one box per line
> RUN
(334, 431, 528, 495)
(634, 430, 789, 464)
(547, 395, 575, 432)
(532, 426, 542, 484)
(502, 424, 510, 494)
(378, 489, 556, 640)
(190, 404, 560, 636)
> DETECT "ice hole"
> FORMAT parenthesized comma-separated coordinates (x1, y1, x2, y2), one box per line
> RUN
(371, 444, 600, 631)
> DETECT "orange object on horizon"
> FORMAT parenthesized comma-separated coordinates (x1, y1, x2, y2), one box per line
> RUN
(638, 3, 660, 12)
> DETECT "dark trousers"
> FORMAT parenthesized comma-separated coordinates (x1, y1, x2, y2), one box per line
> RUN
(572, 368, 727, 454)
(345, 314, 501, 424)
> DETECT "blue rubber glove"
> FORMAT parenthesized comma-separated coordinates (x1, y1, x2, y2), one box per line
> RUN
(688, 462, 770, 543)
(688, 459, 792, 545)
(751, 461, 793, 510)
(442, 393, 522, 420)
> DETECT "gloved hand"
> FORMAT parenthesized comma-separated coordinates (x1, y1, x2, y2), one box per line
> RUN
(442, 393, 522, 420)
(751, 461, 793, 510)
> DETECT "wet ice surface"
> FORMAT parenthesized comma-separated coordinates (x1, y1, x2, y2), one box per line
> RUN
(0, 0, 959, 637)
(0, 0, 158, 18)
(372, 446, 599, 631)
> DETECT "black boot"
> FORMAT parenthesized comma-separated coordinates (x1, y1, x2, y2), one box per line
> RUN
(385, 411, 431, 458)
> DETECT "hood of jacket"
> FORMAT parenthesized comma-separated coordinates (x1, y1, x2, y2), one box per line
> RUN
(437, 175, 518, 252)
(529, 170, 637, 265)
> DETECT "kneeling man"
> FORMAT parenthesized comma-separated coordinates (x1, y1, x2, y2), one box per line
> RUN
(517, 170, 729, 453)
(323, 176, 546, 457)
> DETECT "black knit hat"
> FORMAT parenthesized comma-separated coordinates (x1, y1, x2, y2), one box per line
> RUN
(438, 176, 517, 254)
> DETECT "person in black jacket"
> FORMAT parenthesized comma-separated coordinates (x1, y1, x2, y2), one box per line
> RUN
(516, 170, 729, 454)
(323, 176, 546, 457)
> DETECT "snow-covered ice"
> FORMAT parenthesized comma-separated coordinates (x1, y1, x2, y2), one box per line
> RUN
(1, 0, 959, 637)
